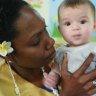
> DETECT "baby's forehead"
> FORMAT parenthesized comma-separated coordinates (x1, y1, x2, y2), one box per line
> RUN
(60, 2, 95, 18)
(60, 4, 94, 15)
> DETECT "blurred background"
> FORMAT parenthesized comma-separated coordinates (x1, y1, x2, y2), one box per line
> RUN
(25, 0, 96, 46)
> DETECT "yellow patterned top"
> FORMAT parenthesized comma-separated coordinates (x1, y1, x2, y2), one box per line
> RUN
(0, 63, 56, 96)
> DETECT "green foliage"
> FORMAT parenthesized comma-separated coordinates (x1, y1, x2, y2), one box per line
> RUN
(52, 23, 62, 38)
(33, 3, 41, 8)
(90, 37, 96, 41)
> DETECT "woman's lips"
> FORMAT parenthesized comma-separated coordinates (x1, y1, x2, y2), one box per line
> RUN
(47, 50, 56, 59)
(50, 51, 56, 58)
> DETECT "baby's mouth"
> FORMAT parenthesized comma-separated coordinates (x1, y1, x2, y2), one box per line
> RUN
(72, 34, 81, 39)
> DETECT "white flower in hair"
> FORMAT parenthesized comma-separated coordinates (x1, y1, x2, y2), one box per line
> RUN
(0, 41, 14, 57)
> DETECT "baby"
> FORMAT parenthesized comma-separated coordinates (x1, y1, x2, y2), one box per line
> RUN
(43, 0, 96, 93)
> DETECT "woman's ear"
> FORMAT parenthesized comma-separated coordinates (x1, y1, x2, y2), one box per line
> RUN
(0, 54, 12, 65)
(4, 54, 13, 63)
(4, 56, 10, 63)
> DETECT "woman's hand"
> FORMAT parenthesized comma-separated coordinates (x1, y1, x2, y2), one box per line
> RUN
(60, 53, 96, 96)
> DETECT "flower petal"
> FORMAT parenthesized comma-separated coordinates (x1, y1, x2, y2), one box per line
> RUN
(0, 41, 14, 57)
(0, 50, 7, 57)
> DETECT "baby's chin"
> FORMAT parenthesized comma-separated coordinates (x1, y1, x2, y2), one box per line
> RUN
(68, 42, 88, 47)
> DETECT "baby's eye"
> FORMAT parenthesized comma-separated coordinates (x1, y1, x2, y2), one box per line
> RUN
(80, 20, 87, 24)
(64, 22, 71, 26)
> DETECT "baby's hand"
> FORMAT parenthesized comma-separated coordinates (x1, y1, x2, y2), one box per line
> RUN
(42, 70, 60, 87)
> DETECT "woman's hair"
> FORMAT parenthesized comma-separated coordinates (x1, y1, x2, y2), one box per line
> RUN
(0, 0, 29, 43)
(58, 0, 96, 22)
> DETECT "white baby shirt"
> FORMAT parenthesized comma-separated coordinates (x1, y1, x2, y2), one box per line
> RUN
(55, 42, 96, 73)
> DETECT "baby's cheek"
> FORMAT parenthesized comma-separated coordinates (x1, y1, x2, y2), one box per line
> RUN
(83, 34, 90, 42)
(62, 32, 71, 40)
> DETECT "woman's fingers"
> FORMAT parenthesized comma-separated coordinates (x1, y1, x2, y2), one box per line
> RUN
(61, 53, 70, 78)
(60, 53, 96, 96)
(61, 53, 94, 79)
(74, 53, 94, 77)
(83, 81, 94, 91)
(87, 88, 96, 96)
(83, 70, 96, 83)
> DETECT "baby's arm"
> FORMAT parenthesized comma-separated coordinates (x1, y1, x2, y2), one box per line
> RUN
(42, 62, 60, 87)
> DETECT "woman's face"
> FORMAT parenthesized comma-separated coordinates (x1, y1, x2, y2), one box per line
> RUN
(11, 6, 55, 68)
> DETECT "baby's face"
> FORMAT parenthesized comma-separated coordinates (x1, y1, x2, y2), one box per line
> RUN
(58, 4, 95, 47)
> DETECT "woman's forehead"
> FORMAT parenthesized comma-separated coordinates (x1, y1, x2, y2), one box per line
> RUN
(15, 6, 45, 31)
(13, 6, 46, 41)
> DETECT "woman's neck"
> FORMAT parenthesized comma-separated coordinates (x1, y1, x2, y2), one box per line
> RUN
(10, 64, 50, 87)
(11, 65, 43, 86)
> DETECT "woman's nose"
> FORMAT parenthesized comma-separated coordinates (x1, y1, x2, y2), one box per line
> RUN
(45, 37, 55, 50)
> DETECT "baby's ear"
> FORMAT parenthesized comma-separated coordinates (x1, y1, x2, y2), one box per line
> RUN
(58, 25, 62, 34)
(94, 21, 96, 31)
(58, 25, 60, 31)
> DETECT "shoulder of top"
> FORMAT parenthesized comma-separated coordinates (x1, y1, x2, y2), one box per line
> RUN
(0, 58, 5, 70)
(56, 44, 66, 53)
(90, 42, 96, 45)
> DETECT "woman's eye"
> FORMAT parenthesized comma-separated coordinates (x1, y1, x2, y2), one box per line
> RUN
(80, 20, 87, 24)
(31, 39, 40, 46)
(65, 22, 71, 26)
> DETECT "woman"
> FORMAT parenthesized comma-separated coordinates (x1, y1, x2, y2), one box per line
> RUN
(0, 0, 96, 96)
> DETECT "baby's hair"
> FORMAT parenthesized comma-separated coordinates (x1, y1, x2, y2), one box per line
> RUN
(58, 0, 96, 22)
(0, 0, 29, 43)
